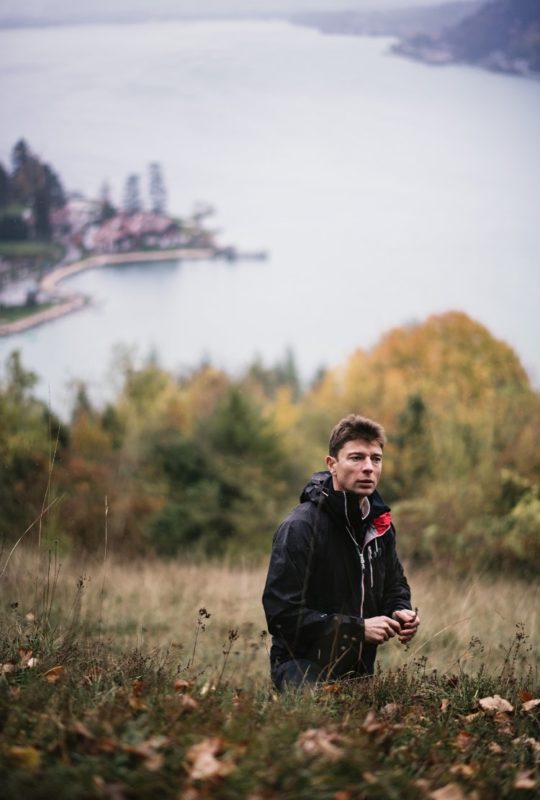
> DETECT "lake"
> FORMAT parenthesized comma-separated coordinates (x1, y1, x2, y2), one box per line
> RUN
(0, 19, 539, 416)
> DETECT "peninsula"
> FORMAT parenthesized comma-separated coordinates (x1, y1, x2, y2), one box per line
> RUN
(0, 141, 266, 336)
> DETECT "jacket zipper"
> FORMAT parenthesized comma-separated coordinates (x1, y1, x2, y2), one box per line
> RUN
(342, 493, 366, 666)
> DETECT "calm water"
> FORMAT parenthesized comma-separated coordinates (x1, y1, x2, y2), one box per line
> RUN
(1, 20, 539, 416)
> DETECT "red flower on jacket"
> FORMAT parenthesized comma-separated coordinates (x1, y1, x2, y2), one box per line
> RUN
(372, 511, 392, 536)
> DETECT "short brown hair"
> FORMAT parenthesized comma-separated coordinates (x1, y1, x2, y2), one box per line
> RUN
(328, 414, 386, 458)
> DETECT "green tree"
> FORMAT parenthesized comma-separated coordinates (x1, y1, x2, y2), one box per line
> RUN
(148, 162, 167, 215)
(0, 162, 9, 207)
(0, 352, 64, 546)
(123, 174, 142, 214)
(97, 181, 116, 223)
(9, 140, 65, 240)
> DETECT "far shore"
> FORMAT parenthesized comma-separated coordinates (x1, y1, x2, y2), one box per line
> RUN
(0, 247, 215, 337)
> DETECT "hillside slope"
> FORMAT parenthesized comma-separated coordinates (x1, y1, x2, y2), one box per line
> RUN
(394, 0, 540, 75)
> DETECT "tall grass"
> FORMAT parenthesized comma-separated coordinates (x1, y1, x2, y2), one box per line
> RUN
(1, 549, 538, 678)
(0, 549, 538, 799)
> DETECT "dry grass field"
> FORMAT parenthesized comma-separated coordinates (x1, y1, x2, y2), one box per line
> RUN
(1, 550, 538, 799)
(2, 550, 538, 680)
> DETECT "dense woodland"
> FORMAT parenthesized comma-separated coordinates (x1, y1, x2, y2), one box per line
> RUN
(1, 310, 539, 573)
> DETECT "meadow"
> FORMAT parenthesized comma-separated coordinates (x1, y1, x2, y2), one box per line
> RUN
(0, 550, 538, 799)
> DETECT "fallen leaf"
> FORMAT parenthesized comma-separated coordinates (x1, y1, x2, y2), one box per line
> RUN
(174, 678, 194, 693)
(361, 710, 394, 735)
(493, 711, 514, 735)
(518, 690, 534, 703)
(8, 745, 41, 771)
(128, 734, 169, 759)
(179, 789, 200, 800)
(522, 698, 540, 713)
(362, 771, 378, 784)
(440, 698, 449, 713)
(185, 737, 236, 781)
(512, 736, 540, 753)
(18, 647, 33, 665)
(525, 737, 540, 753)
(44, 665, 65, 683)
(180, 694, 199, 712)
(479, 695, 514, 713)
(97, 737, 120, 754)
(449, 763, 478, 778)
(296, 728, 345, 762)
(488, 741, 504, 754)
(71, 720, 95, 740)
(429, 783, 466, 800)
(514, 770, 536, 790)
(27, 657, 38, 669)
(2, 662, 16, 674)
(381, 703, 400, 719)
(454, 731, 477, 752)
(129, 679, 147, 710)
(460, 712, 480, 723)
(143, 752, 164, 771)
(320, 682, 342, 694)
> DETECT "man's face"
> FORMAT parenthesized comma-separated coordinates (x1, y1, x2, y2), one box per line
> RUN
(326, 438, 383, 498)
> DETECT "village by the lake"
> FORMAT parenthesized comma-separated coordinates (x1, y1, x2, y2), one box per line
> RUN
(0, 140, 266, 336)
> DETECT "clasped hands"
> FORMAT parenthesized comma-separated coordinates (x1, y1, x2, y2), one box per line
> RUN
(363, 608, 420, 645)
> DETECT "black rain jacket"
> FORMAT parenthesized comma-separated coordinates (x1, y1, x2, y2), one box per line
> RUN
(262, 471, 412, 678)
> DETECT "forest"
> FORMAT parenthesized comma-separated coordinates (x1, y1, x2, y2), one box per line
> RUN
(2, 309, 539, 574)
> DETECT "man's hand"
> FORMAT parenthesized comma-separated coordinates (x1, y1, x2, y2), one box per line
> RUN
(392, 608, 421, 644)
(363, 615, 401, 644)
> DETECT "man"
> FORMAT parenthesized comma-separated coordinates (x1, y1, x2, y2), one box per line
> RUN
(262, 414, 420, 690)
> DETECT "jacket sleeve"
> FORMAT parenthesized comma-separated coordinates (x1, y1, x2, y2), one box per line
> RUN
(262, 515, 364, 654)
(381, 525, 412, 616)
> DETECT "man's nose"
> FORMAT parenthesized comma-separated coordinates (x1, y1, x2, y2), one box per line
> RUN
(362, 459, 374, 471)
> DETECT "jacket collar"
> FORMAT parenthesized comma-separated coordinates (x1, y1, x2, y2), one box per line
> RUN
(300, 470, 390, 537)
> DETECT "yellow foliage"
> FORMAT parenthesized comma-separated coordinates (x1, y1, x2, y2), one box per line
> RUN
(8, 745, 41, 771)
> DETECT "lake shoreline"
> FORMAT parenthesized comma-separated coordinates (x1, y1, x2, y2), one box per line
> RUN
(0, 247, 215, 336)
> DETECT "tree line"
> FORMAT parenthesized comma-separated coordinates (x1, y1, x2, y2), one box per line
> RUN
(0, 138, 171, 247)
(0, 140, 66, 242)
(1, 311, 539, 573)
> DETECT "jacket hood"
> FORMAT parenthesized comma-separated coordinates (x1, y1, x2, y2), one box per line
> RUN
(300, 470, 390, 535)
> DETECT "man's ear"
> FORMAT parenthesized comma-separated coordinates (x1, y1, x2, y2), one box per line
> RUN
(325, 455, 336, 474)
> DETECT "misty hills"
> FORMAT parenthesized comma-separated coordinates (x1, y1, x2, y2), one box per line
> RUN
(394, 0, 540, 74)
(296, 0, 540, 76)
(293, 1, 483, 40)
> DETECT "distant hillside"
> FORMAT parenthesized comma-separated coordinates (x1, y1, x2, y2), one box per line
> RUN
(394, 0, 540, 75)
(294, 0, 540, 77)
(293, 2, 482, 39)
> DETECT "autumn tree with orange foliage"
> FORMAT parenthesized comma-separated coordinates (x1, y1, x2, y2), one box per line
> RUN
(299, 312, 540, 572)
